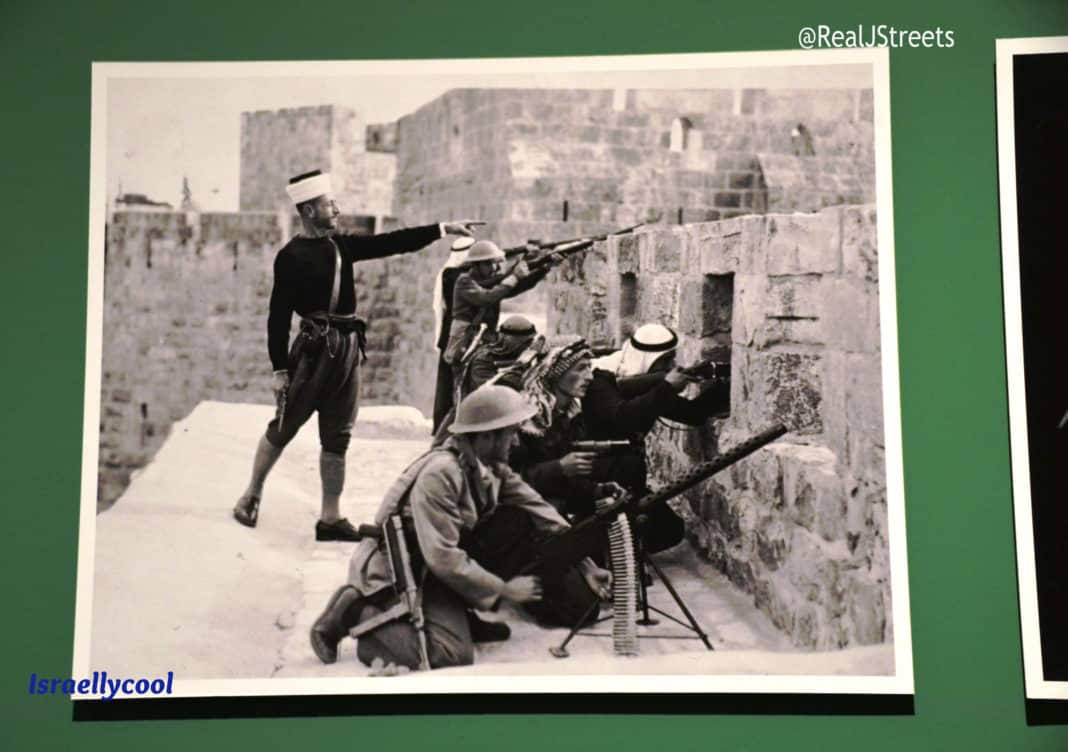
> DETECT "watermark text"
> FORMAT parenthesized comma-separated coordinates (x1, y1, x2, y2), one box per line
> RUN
(798, 25, 955, 49)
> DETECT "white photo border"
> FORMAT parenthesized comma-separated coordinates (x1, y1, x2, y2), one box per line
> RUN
(996, 34, 1068, 702)
(75, 47, 913, 699)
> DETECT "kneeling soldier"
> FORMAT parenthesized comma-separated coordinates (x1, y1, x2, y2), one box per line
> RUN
(309, 385, 612, 671)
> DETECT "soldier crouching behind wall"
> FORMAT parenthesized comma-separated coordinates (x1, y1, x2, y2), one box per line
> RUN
(309, 385, 612, 671)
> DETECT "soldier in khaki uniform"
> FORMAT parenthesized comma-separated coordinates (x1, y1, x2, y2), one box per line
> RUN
(309, 385, 612, 670)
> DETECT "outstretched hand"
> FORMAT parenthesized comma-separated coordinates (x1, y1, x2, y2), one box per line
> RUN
(442, 219, 487, 237)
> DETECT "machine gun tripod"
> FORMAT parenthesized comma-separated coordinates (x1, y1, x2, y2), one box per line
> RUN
(548, 511, 713, 659)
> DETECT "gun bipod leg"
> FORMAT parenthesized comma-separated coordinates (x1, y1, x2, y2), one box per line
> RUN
(642, 554, 713, 651)
(549, 599, 606, 659)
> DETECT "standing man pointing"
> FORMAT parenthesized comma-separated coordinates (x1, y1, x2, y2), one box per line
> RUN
(233, 169, 483, 541)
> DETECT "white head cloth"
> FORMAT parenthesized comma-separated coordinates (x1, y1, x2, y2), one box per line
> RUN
(285, 172, 332, 205)
(433, 250, 469, 341)
(592, 323, 678, 377)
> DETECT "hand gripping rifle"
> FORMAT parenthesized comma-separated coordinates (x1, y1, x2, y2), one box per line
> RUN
(520, 423, 788, 577)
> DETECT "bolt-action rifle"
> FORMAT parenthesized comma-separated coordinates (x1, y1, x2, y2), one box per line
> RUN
(680, 358, 730, 383)
(502, 222, 647, 258)
(521, 423, 788, 577)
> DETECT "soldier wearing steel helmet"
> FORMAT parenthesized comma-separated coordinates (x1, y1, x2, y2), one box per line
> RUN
(442, 240, 553, 382)
(309, 385, 612, 671)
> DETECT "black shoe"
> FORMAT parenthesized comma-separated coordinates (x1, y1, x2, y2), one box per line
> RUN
(310, 585, 360, 664)
(233, 494, 260, 528)
(467, 611, 511, 643)
(315, 517, 361, 542)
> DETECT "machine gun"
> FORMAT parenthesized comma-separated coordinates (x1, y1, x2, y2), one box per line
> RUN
(521, 423, 788, 577)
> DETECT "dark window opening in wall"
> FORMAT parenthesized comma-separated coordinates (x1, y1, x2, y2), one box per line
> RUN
(701, 273, 734, 413)
(669, 116, 694, 152)
(562, 200, 569, 222)
(619, 272, 638, 341)
(232, 241, 239, 271)
(677, 207, 684, 225)
(140, 403, 148, 419)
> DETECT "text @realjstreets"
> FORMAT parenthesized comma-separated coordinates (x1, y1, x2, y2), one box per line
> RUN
(29, 671, 174, 700)
(798, 25, 955, 49)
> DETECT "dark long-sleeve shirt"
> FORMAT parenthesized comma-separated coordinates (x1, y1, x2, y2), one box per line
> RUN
(267, 224, 442, 370)
(580, 369, 730, 495)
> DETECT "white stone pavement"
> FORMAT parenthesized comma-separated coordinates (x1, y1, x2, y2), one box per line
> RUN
(87, 401, 892, 684)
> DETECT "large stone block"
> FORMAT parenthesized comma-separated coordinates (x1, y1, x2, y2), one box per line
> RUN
(822, 350, 849, 461)
(731, 274, 765, 347)
(678, 279, 705, 337)
(765, 213, 842, 275)
(759, 317, 824, 347)
(693, 231, 736, 275)
(824, 277, 881, 353)
(637, 276, 680, 327)
(765, 275, 822, 320)
(652, 231, 684, 273)
(838, 206, 879, 282)
(844, 353, 884, 445)
(763, 351, 823, 435)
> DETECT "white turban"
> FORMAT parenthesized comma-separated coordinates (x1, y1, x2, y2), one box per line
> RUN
(285, 172, 332, 205)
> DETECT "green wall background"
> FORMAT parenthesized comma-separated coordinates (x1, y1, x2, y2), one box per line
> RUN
(3, 0, 1067, 748)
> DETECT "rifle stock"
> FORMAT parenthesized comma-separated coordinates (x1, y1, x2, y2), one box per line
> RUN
(522, 423, 788, 575)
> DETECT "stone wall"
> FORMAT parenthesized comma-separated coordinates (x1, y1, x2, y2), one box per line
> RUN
(240, 105, 395, 216)
(96, 209, 431, 509)
(545, 205, 890, 650)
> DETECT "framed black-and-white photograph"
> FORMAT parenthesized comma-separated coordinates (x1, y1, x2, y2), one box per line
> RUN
(997, 36, 1068, 702)
(73, 48, 912, 699)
